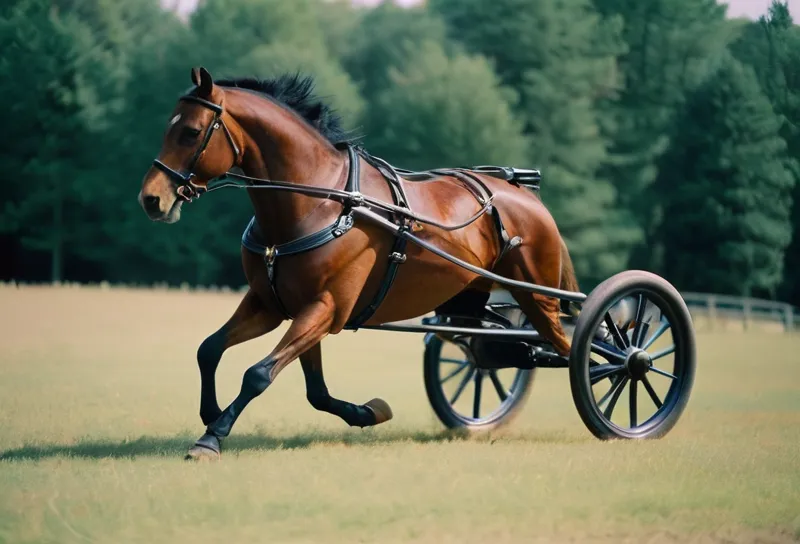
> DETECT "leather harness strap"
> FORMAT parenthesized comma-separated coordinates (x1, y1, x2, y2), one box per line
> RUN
(152, 89, 536, 328)
(240, 144, 409, 327)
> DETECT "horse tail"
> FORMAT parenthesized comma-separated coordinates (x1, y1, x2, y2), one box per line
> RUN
(559, 237, 580, 317)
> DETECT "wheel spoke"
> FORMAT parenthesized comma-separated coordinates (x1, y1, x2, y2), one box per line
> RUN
(634, 322, 650, 350)
(641, 376, 663, 408)
(489, 370, 509, 401)
(650, 366, 677, 380)
(591, 341, 626, 363)
(473, 372, 484, 419)
(650, 345, 675, 361)
(602, 376, 629, 420)
(631, 294, 647, 347)
(450, 366, 475, 404)
(641, 320, 669, 351)
(441, 357, 467, 364)
(440, 362, 470, 384)
(597, 375, 621, 408)
(604, 313, 629, 349)
(629, 379, 638, 428)
(590, 364, 625, 385)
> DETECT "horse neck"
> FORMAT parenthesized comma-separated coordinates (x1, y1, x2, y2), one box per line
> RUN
(224, 89, 347, 245)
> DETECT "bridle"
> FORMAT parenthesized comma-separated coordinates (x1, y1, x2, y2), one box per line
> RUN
(152, 94, 240, 202)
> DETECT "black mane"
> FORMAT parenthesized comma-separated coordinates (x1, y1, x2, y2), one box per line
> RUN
(212, 74, 357, 146)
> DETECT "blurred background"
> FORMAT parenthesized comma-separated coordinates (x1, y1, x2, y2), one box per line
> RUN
(0, 0, 798, 307)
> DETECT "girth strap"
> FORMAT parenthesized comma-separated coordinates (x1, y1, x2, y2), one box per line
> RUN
(346, 230, 408, 329)
(241, 214, 355, 260)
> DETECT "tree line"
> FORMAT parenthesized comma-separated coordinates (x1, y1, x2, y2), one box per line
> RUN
(1, 0, 797, 305)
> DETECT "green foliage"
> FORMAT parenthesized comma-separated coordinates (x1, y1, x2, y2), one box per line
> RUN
(365, 41, 527, 170)
(0, 0, 797, 305)
(593, 0, 732, 267)
(192, 0, 364, 125)
(430, 0, 640, 286)
(730, 1, 800, 304)
(190, 0, 324, 69)
(0, 0, 124, 281)
(237, 43, 365, 126)
(345, 1, 449, 102)
(655, 55, 794, 297)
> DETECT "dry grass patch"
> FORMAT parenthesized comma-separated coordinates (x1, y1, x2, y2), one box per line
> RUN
(1, 285, 798, 543)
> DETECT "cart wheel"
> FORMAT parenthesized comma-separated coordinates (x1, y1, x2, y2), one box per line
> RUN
(569, 270, 696, 439)
(423, 333, 534, 432)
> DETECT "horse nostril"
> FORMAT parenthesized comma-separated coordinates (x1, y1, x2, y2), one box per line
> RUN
(143, 194, 160, 213)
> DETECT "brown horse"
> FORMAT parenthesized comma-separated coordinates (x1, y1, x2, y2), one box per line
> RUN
(138, 67, 578, 460)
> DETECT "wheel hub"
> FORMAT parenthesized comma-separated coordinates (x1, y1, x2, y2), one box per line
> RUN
(625, 349, 652, 380)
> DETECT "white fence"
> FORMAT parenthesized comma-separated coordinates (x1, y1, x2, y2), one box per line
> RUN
(1, 282, 797, 332)
(681, 292, 797, 332)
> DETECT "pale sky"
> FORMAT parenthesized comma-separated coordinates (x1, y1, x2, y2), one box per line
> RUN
(166, 0, 798, 21)
(357, 0, 798, 19)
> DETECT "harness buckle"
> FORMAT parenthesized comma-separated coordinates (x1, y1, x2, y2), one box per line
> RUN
(264, 246, 276, 264)
(349, 192, 365, 207)
(389, 252, 407, 264)
(333, 214, 354, 237)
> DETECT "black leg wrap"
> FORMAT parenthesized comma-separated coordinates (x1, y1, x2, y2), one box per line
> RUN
(336, 400, 378, 428)
(197, 331, 226, 425)
(205, 357, 275, 439)
(307, 389, 333, 412)
(303, 361, 377, 427)
(197, 332, 225, 371)
(318, 395, 377, 427)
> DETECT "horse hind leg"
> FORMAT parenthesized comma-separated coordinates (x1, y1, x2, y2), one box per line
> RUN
(498, 248, 572, 357)
(301, 342, 393, 427)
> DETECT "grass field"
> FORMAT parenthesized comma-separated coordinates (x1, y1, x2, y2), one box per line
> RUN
(1, 285, 799, 544)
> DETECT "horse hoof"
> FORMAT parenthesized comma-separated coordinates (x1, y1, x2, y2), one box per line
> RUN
(364, 398, 393, 425)
(184, 433, 221, 461)
(184, 444, 220, 462)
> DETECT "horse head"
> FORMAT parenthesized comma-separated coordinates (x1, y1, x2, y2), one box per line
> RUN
(138, 67, 241, 223)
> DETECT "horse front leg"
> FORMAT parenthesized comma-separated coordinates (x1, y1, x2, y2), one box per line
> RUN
(186, 293, 337, 460)
(196, 289, 283, 425)
(301, 342, 393, 427)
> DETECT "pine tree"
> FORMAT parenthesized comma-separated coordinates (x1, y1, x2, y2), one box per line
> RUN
(344, 1, 449, 103)
(190, 0, 325, 70)
(0, 0, 124, 282)
(731, 1, 800, 304)
(190, 0, 364, 127)
(365, 41, 528, 170)
(592, 0, 731, 271)
(430, 0, 640, 286)
(655, 55, 794, 297)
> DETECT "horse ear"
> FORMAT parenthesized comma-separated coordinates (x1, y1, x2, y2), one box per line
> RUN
(190, 66, 214, 96)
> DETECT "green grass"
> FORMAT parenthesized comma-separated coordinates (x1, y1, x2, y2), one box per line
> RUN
(1, 285, 799, 543)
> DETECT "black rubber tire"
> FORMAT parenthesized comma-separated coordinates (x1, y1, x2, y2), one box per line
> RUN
(423, 335, 535, 432)
(569, 270, 696, 440)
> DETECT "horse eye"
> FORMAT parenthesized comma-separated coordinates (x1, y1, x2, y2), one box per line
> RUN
(179, 126, 201, 145)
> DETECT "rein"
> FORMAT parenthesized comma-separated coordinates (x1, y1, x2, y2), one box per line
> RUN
(204, 169, 495, 233)
(151, 92, 495, 232)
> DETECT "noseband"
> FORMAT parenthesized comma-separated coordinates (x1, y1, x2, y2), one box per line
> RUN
(152, 95, 240, 201)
